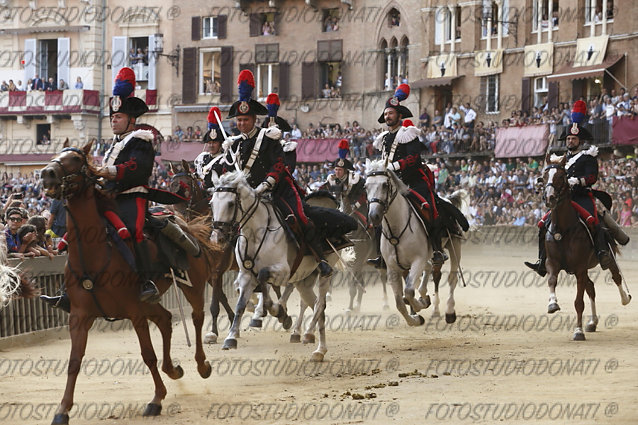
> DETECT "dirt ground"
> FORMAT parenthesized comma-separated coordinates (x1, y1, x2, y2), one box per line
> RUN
(1, 241, 637, 425)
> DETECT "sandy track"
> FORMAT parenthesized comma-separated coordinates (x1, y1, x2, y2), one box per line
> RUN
(1, 242, 637, 425)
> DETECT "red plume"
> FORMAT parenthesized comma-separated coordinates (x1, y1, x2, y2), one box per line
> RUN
(402, 119, 414, 127)
(266, 93, 280, 106)
(338, 139, 349, 150)
(207, 106, 221, 124)
(237, 69, 255, 88)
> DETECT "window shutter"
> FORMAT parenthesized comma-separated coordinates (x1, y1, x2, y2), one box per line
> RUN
(192, 17, 201, 41)
(479, 76, 487, 113)
(330, 40, 343, 61)
(218, 15, 227, 39)
(24, 39, 36, 82)
(317, 41, 330, 62)
(434, 8, 443, 45)
(147, 34, 156, 90)
(547, 81, 558, 110)
(182, 47, 197, 104)
(249, 14, 261, 37)
(220, 46, 233, 103)
(302, 61, 316, 99)
(274, 12, 282, 35)
(521, 77, 530, 113)
(111, 36, 127, 90)
(57, 37, 70, 85)
(279, 62, 290, 100)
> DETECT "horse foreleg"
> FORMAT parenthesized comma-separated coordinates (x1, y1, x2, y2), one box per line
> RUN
(444, 240, 460, 323)
(404, 261, 429, 313)
(223, 272, 255, 350)
(145, 305, 183, 380)
(584, 277, 598, 333)
(177, 278, 212, 379)
(290, 296, 308, 343)
(249, 293, 265, 328)
(131, 315, 167, 416)
(53, 313, 95, 424)
(388, 269, 424, 326)
(573, 272, 587, 340)
(378, 269, 390, 310)
(312, 275, 330, 362)
(546, 260, 560, 314)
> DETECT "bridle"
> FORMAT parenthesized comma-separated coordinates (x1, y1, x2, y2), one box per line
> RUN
(366, 171, 398, 215)
(50, 147, 97, 199)
(542, 164, 569, 208)
(172, 171, 209, 218)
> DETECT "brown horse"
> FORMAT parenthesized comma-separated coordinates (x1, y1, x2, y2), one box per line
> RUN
(40, 143, 221, 425)
(542, 154, 631, 341)
(167, 160, 236, 343)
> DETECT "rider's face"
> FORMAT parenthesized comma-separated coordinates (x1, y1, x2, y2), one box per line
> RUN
(110, 113, 134, 135)
(384, 108, 401, 128)
(566, 135, 580, 150)
(208, 141, 221, 155)
(236, 115, 256, 135)
(334, 167, 346, 179)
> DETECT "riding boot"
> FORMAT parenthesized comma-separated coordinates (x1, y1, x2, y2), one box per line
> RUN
(40, 284, 71, 313)
(134, 240, 161, 303)
(524, 226, 547, 277)
(366, 225, 386, 269)
(304, 222, 334, 278)
(160, 218, 201, 257)
(430, 218, 448, 265)
(594, 224, 614, 270)
(601, 210, 630, 246)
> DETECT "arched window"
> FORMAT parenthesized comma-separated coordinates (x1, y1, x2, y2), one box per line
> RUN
(381, 37, 409, 91)
(387, 8, 401, 27)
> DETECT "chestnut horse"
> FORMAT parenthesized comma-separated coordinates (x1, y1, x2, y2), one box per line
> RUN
(41, 143, 220, 425)
(542, 154, 631, 341)
(167, 160, 236, 344)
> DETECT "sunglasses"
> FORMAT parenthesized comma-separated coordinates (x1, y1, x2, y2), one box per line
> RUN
(8, 217, 22, 222)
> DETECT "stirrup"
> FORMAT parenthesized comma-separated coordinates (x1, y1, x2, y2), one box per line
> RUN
(432, 250, 448, 265)
(317, 260, 334, 278)
(140, 280, 161, 303)
(366, 256, 386, 269)
(40, 293, 71, 313)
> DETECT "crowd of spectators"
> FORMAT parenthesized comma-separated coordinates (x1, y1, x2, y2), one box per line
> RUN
(0, 75, 83, 92)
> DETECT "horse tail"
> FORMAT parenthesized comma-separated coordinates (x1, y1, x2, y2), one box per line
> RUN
(0, 265, 38, 308)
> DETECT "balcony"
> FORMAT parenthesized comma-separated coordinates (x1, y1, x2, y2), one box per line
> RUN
(0, 89, 158, 116)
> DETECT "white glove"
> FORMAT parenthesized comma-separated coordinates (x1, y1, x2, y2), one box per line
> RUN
(387, 161, 400, 172)
(567, 177, 580, 187)
(255, 181, 272, 194)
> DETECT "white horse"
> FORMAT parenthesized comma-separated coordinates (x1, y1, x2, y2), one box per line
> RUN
(210, 171, 349, 361)
(365, 159, 437, 326)
(421, 189, 470, 323)
(0, 234, 33, 309)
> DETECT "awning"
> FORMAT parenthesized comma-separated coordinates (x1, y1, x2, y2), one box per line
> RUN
(548, 55, 623, 82)
(411, 76, 464, 88)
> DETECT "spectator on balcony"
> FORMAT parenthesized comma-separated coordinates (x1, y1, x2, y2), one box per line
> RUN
(58, 79, 69, 90)
(135, 48, 146, 66)
(16, 80, 24, 91)
(7, 80, 16, 91)
(262, 21, 275, 36)
(460, 102, 476, 129)
(174, 125, 185, 141)
(291, 124, 302, 140)
(25, 79, 33, 91)
(75, 77, 83, 89)
(185, 126, 194, 141)
(44, 77, 57, 91)
(32, 74, 44, 91)
(194, 126, 202, 139)
(129, 48, 137, 65)
(322, 83, 332, 98)
(0, 81, 7, 91)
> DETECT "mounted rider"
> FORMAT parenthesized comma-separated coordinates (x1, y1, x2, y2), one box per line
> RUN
(525, 100, 630, 276)
(367, 84, 448, 267)
(221, 70, 350, 277)
(194, 106, 226, 188)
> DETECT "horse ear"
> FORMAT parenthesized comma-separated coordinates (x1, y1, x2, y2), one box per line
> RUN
(82, 139, 93, 155)
(181, 159, 190, 172)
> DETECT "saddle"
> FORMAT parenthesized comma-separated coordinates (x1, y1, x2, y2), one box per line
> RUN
(146, 206, 199, 272)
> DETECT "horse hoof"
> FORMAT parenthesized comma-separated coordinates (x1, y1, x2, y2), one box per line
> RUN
(172, 365, 184, 380)
(585, 323, 597, 332)
(249, 319, 263, 328)
(622, 294, 632, 305)
(445, 312, 457, 324)
(548, 303, 560, 314)
(142, 403, 162, 417)
(573, 332, 586, 341)
(283, 315, 293, 330)
(310, 352, 325, 362)
(199, 361, 212, 379)
(51, 413, 69, 425)
(222, 338, 237, 350)
(416, 315, 425, 326)
(303, 334, 315, 344)
(290, 334, 301, 343)
(204, 332, 217, 344)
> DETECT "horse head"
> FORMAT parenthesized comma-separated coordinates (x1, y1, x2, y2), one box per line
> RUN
(365, 159, 398, 226)
(209, 171, 252, 245)
(42, 142, 99, 199)
(542, 153, 568, 209)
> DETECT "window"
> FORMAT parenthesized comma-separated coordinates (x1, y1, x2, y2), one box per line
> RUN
(381, 38, 408, 91)
(322, 8, 340, 32)
(128, 37, 149, 81)
(256, 63, 279, 99)
(36, 124, 51, 146)
(319, 62, 342, 98)
(202, 16, 218, 39)
(585, 0, 614, 24)
(534, 77, 548, 108)
(481, 0, 510, 37)
(486, 75, 499, 113)
(435, 7, 460, 44)
(199, 49, 221, 95)
(387, 8, 400, 27)
(532, 0, 559, 32)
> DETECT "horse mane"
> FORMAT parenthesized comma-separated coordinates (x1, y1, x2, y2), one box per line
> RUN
(365, 159, 386, 174)
(366, 158, 410, 195)
(218, 170, 249, 189)
(177, 214, 225, 271)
